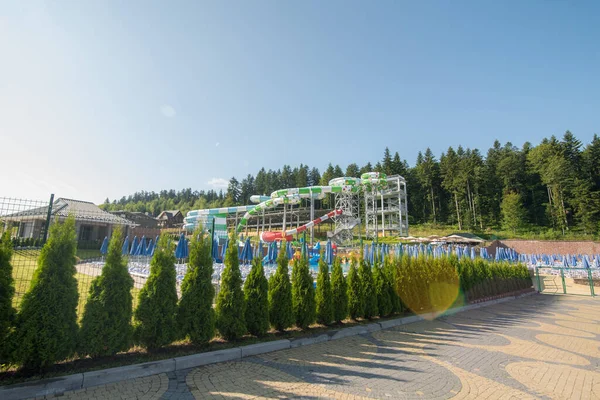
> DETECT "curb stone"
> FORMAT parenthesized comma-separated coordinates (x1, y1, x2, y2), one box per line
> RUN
(290, 334, 330, 348)
(0, 289, 538, 400)
(241, 340, 290, 358)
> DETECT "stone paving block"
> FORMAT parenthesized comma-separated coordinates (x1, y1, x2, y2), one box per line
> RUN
(241, 339, 290, 357)
(83, 359, 175, 388)
(290, 334, 330, 348)
(175, 348, 241, 370)
(0, 373, 83, 400)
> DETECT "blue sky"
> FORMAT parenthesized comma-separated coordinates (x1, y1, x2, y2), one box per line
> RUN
(1, 1, 599, 203)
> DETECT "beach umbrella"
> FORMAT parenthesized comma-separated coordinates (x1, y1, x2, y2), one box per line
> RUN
(130, 236, 139, 256)
(134, 236, 146, 256)
(241, 238, 252, 263)
(582, 256, 590, 269)
(212, 239, 219, 261)
(151, 235, 159, 256)
(144, 239, 153, 256)
(272, 242, 279, 261)
(470, 247, 476, 260)
(256, 241, 264, 259)
(363, 244, 369, 261)
(182, 238, 189, 259)
(286, 241, 294, 260)
(562, 255, 569, 268)
(325, 240, 333, 265)
(100, 236, 109, 255)
(174, 233, 184, 259)
(122, 236, 130, 255)
(220, 238, 229, 261)
(239, 239, 249, 262)
(369, 242, 375, 265)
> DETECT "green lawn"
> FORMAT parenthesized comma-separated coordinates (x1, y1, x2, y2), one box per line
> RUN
(11, 249, 140, 319)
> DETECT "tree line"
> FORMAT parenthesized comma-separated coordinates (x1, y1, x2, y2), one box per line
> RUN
(0, 218, 531, 370)
(102, 131, 600, 236)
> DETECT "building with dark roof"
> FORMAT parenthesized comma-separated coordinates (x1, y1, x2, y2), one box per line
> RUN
(156, 210, 183, 228)
(3, 198, 134, 242)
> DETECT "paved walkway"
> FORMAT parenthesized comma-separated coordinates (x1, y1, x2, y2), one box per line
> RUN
(38, 294, 600, 399)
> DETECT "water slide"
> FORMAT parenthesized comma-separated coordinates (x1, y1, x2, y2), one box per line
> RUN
(185, 172, 389, 241)
(260, 209, 342, 242)
(236, 172, 388, 233)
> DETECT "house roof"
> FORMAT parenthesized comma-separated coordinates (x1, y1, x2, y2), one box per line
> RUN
(158, 210, 182, 219)
(3, 198, 135, 225)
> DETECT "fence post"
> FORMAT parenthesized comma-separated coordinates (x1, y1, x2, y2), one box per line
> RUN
(210, 218, 215, 256)
(536, 267, 541, 293)
(588, 269, 595, 297)
(42, 193, 54, 243)
(560, 268, 566, 294)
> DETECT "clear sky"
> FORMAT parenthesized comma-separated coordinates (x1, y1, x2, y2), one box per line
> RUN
(1, 0, 599, 204)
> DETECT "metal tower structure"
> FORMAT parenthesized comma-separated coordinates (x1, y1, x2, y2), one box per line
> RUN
(364, 175, 408, 239)
(329, 191, 361, 245)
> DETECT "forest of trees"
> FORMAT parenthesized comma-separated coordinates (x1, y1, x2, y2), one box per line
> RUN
(100, 132, 600, 237)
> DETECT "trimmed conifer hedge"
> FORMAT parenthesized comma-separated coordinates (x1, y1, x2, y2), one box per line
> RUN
(291, 255, 316, 329)
(268, 241, 293, 331)
(79, 229, 134, 357)
(215, 234, 246, 340)
(12, 217, 79, 370)
(177, 228, 215, 345)
(134, 234, 179, 349)
(0, 232, 15, 361)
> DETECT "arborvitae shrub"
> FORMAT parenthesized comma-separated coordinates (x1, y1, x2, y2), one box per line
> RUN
(13, 217, 79, 370)
(177, 229, 215, 345)
(359, 260, 378, 319)
(0, 232, 15, 361)
(315, 253, 333, 325)
(291, 255, 315, 329)
(79, 229, 133, 357)
(215, 234, 246, 340)
(331, 256, 348, 323)
(347, 258, 364, 319)
(373, 263, 392, 317)
(134, 234, 178, 349)
(383, 257, 401, 313)
(244, 257, 269, 337)
(268, 241, 293, 331)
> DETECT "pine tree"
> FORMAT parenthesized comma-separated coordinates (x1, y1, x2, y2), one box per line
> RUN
(79, 229, 134, 357)
(315, 254, 333, 325)
(373, 264, 392, 317)
(0, 232, 16, 361)
(215, 234, 246, 340)
(291, 255, 315, 329)
(501, 192, 526, 234)
(13, 217, 79, 370)
(244, 257, 269, 337)
(359, 260, 378, 319)
(177, 229, 215, 346)
(134, 234, 178, 349)
(331, 256, 348, 323)
(347, 259, 364, 320)
(268, 241, 293, 331)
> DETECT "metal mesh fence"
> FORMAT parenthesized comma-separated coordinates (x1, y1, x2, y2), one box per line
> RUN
(0, 195, 145, 318)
